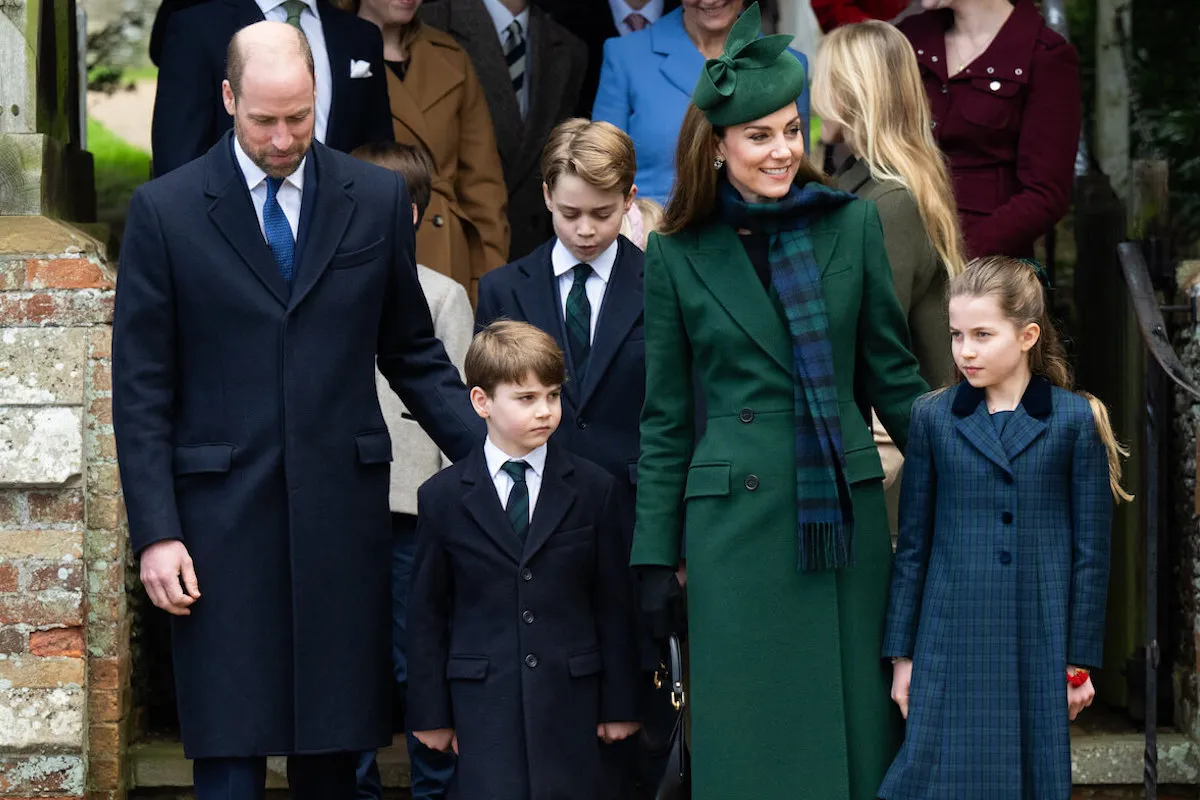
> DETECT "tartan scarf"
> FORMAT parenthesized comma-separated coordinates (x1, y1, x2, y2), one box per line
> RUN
(718, 180, 857, 571)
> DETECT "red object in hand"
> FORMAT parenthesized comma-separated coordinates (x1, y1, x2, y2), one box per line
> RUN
(1067, 669, 1090, 688)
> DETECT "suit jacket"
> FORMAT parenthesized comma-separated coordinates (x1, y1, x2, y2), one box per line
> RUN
(113, 134, 483, 757)
(376, 265, 474, 516)
(533, 0, 681, 117)
(151, 0, 394, 177)
(880, 378, 1112, 800)
(390, 24, 510, 298)
(407, 443, 640, 800)
(592, 8, 810, 205)
(149, 0, 210, 66)
(421, 0, 587, 261)
(475, 236, 645, 494)
(900, 0, 1081, 258)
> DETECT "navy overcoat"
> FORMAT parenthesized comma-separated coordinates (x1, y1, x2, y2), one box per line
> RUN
(880, 377, 1113, 800)
(113, 135, 483, 758)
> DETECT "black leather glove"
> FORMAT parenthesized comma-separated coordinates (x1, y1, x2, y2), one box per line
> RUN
(637, 565, 684, 643)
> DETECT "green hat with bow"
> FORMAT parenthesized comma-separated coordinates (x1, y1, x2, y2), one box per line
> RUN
(692, 2, 807, 128)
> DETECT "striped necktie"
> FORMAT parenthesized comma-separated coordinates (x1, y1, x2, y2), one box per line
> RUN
(625, 12, 649, 32)
(279, 0, 306, 29)
(501, 460, 530, 541)
(565, 263, 592, 379)
(503, 20, 526, 110)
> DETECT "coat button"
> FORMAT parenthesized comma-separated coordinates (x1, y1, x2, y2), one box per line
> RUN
(521, 568, 532, 582)
(987, 66, 995, 74)
(990, 80, 1001, 91)
(525, 654, 539, 668)
(941, 84, 948, 94)
(739, 408, 755, 423)
(432, 215, 445, 227)
(1015, 68, 1023, 76)
(998, 551, 1012, 565)
(522, 610, 535, 624)
(577, 417, 588, 429)
(745, 475, 760, 491)
(1003, 473, 1014, 485)
(1001, 511, 1013, 524)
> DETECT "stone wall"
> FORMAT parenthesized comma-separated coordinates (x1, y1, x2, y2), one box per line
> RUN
(1173, 291, 1200, 742)
(0, 215, 126, 799)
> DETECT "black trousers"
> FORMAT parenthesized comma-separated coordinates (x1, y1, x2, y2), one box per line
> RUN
(193, 752, 357, 800)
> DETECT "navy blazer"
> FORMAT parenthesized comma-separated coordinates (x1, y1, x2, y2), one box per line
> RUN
(475, 236, 645, 493)
(150, 0, 394, 177)
(407, 443, 639, 800)
(113, 134, 482, 758)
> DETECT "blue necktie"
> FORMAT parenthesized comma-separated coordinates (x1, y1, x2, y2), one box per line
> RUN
(264, 177, 295, 284)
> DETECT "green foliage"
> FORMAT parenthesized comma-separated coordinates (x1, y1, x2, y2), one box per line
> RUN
(87, 118, 150, 233)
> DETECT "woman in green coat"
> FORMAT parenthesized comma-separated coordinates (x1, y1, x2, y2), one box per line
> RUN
(632, 5, 929, 799)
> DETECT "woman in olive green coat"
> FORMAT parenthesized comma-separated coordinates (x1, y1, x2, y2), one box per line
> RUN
(632, 6, 928, 799)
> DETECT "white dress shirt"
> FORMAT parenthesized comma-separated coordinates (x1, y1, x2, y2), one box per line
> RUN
(484, 437, 547, 525)
(234, 136, 305, 241)
(481, 0, 531, 118)
(552, 238, 618, 344)
(608, 0, 664, 34)
(257, 0, 332, 143)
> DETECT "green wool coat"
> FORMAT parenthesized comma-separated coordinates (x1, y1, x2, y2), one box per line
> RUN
(633, 196, 929, 800)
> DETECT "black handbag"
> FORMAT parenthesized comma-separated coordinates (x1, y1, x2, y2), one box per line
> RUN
(655, 634, 690, 800)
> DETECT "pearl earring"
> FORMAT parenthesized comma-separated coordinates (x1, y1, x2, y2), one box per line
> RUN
(713, 156, 725, 170)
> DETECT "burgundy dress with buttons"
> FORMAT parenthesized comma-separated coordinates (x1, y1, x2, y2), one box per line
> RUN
(900, 0, 1080, 259)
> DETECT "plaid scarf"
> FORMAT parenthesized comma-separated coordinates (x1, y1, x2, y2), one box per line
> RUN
(719, 180, 857, 571)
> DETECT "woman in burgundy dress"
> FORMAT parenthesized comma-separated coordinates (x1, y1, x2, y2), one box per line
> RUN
(900, 0, 1080, 259)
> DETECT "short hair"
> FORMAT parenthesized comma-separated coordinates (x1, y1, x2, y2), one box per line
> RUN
(541, 118, 637, 197)
(226, 24, 315, 100)
(465, 321, 566, 396)
(351, 142, 436, 227)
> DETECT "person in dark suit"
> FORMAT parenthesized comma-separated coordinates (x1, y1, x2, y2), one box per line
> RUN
(113, 23, 482, 800)
(149, 0, 211, 66)
(900, 0, 1081, 259)
(407, 320, 641, 800)
(533, 0, 682, 116)
(420, 0, 587, 261)
(150, 0, 394, 177)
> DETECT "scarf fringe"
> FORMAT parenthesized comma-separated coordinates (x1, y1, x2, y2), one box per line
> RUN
(797, 521, 854, 572)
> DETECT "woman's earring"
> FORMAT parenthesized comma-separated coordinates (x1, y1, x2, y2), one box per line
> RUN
(713, 156, 725, 170)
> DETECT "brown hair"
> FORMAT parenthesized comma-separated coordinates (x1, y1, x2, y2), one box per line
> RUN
(227, 24, 315, 100)
(329, 0, 423, 59)
(949, 256, 1133, 502)
(465, 320, 567, 396)
(542, 118, 638, 197)
(351, 141, 435, 226)
(661, 104, 829, 235)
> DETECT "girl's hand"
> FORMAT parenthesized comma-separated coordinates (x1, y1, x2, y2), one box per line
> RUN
(597, 721, 642, 743)
(891, 658, 913, 719)
(1068, 670, 1096, 721)
(414, 728, 457, 753)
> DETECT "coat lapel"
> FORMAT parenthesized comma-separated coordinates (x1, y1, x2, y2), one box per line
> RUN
(461, 447, 524, 565)
(386, 67, 434, 156)
(1001, 375, 1052, 460)
(951, 381, 1012, 474)
(522, 447, 576, 562)
(652, 11, 702, 98)
(578, 237, 643, 408)
(205, 134, 290, 307)
(392, 33, 466, 158)
(288, 143, 355, 311)
(687, 225, 791, 373)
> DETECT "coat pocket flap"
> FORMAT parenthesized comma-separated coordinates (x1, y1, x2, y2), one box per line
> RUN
(173, 443, 234, 475)
(355, 430, 394, 464)
(330, 238, 386, 270)
(684, 463, 731, 499)
(445, 655, 488, 680)
(567, 648, 603, 677)
(843, 446, 886, 485)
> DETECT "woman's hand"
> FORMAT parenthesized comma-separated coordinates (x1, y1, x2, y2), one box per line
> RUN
(1068, 669, 1096, 721)
(891, 658, 913, 719)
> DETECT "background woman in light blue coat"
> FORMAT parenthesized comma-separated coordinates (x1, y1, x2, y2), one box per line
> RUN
(593, 0, 811, 204)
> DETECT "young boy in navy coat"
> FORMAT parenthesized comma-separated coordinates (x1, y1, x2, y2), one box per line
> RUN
(407, 321, 641, 800)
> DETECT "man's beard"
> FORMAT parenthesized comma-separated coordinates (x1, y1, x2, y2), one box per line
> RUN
(235, 124, 310, 179)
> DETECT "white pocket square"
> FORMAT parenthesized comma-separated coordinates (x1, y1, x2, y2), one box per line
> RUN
(350, 59, 373, 79)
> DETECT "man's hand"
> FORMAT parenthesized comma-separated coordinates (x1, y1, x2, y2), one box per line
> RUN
(891, 658, 913, 719)
(597, 721, 641, 743)
(140, 540, 201, 615)
(414, 728, 457, 753)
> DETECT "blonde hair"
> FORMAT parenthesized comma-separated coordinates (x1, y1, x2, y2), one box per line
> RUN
(620, 197, 665, 249)
(661, 104, 829, 235)
(542, 119, 637, 196)
(811, 21, 966, 276)
(949, 257, 1132, 502)
(465, 320, 567, 396)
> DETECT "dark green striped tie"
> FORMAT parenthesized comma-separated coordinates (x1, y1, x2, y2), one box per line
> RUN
(501, 460, 530, 541)
(565, 263, 592, 378)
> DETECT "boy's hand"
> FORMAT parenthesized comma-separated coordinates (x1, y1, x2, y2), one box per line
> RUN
(414, 728, 457, 753)
(891, 658, 913, 719)
(597, 721, 641, 743)
(1068, 670, 1096, 721)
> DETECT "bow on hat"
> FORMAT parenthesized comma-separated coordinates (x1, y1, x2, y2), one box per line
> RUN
(700, 4, 793, 100)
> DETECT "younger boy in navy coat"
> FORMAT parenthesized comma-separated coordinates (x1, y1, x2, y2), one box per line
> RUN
(407, 321, 640, 800)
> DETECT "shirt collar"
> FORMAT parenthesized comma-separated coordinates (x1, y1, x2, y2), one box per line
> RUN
(481, 0, 531, 39)
(551, 237, 619, 284)
(484, 437, 548, 480)
(233, 136, 306, 194)
(257, 0, 318, 15)
(609, 0, 664, 27)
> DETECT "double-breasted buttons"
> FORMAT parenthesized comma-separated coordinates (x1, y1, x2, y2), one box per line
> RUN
(998, 551, 1013, 565)
(1015, 68, 1023, 76)
(577, 417, 588, 430)
(739, 408, 755, 423)
(990, 81, 1002, 92)
(987, 67, 995, 74)
(745, 475, 760, 491)
(522, 610, 535, 624)
(432, 215, 445, 228)
(525, 654, 539, 668)
(1001, 511, 1014, 524)
(521, 568, 533, 582)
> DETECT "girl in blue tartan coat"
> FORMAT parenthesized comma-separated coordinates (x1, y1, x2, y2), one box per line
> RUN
(880, 256, 1132, 800)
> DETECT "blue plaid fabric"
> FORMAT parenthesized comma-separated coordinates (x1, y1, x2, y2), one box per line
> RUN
(263, 177, 295, 284)
(879, 377, 1114, 800)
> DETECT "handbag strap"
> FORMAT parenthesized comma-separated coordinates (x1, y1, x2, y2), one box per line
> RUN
(668, 634, 686, 711)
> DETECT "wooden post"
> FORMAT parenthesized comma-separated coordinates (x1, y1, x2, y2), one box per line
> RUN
(1131, 160, 1170, 242)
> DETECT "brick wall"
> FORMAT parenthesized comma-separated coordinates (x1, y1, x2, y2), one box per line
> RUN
(0, 216, 127, 799)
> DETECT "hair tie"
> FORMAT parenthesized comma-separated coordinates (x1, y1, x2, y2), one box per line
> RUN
(1018, 258, 1052, 290)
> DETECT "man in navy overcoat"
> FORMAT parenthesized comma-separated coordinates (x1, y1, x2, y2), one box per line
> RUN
(113, 22, 481, 800)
